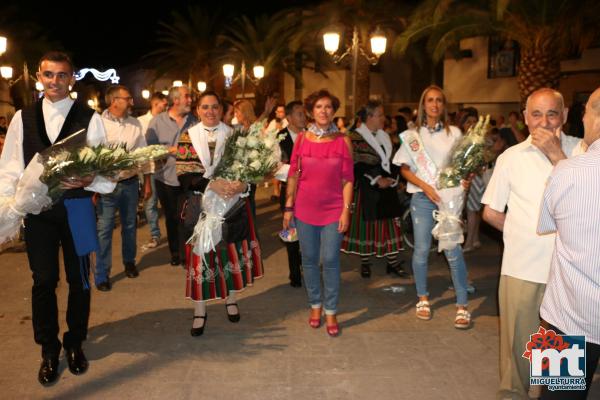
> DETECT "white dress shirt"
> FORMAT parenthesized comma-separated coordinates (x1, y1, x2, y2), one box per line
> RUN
(392, 125, 462, 193)
(481, 132, 583, 284)
(137, 111, 153, 135)
(537, 139, 600, 345)
(0, 97, 115, 195)
(102, 112, 146, 151)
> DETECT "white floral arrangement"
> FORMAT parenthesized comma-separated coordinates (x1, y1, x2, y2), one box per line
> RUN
(40, 143, 135, 201)
(432, 115, 492, 251)
(212, 123, 281, 183)
(129, 144, 170, 174)
(129, 144, 170, 163)
(189, 121, 282, 256)
(0, 130, 169, 246)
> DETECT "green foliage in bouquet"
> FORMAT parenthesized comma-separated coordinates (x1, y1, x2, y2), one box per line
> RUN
(213, 123, 282, 184)
(40, 143, 135, 201)
(437, 115, 492, 189)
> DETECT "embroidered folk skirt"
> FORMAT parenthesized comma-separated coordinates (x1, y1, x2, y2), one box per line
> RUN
(185, 200, 263, 302)
(341, 188, 404, 257)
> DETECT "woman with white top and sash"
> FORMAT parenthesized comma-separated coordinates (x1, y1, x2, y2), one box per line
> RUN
(392, 85, 470, 329)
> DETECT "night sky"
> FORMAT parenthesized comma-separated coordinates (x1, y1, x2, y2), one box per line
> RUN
(1, 0, 318, 68)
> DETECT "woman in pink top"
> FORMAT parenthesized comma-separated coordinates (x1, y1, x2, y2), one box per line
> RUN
(283, 89, 354, 337)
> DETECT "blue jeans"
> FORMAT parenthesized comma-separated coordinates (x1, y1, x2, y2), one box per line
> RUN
(95, 178, 139, 284)
(410, 192, 468, 305)
(144, 175, 161, 239)
(295, 219, 343, 315)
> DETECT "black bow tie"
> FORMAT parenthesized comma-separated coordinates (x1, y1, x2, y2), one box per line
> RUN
(204, 128, 217, 133)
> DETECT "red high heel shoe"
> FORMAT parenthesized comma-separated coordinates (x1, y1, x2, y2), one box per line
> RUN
(326, 323, 340, 337)
(308, 308, 322, 328)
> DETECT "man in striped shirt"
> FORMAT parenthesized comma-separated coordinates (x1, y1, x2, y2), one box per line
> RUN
(537, 87, 600, 399)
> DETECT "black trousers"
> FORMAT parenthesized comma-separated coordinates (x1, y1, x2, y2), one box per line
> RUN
(279, 185, 301, 284)
(542, 323, 600, 399)
(24, 203, 90, 357)
(155, 180, 181, 258)
(285, 241, 302, 284)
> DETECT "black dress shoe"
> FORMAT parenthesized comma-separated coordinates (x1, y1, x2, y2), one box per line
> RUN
(360, 264, 371, 278)
(124, 262, 139, 278)
(225, 303, 241, 323)
(65, 347, 88, 375)
(386, 261, 408, 277)
(170, 255, 180, 266)
(290, 280, 302, 288)
(96, 281, 112, 292)
(190, 314, 207, 337)
(38, 355, 59, 386)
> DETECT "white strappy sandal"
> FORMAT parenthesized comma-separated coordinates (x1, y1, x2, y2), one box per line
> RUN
(454, 308, 471, 329)
(416, 300, 432, 320)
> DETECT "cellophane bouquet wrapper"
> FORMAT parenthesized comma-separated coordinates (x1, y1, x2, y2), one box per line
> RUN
(0, 129, 168, 245)
(432, 115, 491, 251)
(0, 155, 52, 244)
(189, 121, 282, 255)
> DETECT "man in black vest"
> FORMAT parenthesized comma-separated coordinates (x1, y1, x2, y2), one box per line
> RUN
(0, 52, 114, 385)
(277, 101, 305, 287)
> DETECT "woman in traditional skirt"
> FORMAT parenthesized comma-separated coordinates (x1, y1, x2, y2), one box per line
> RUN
(341, 100, 406, 278)
(183, 91, 263, 337)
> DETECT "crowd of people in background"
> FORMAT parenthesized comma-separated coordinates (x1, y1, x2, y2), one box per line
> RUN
(1, 50, 598, 399)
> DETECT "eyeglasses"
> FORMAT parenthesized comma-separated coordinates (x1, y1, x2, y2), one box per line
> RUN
(40, 71, 72, 80)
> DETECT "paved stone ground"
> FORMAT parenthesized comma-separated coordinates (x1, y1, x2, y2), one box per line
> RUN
(1, 187, 598, 399)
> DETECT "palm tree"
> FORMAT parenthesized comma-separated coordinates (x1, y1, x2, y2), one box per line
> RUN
(220, 10, 317, 102)
(147, 5, 223, 90)
(394, 0, 600, 105)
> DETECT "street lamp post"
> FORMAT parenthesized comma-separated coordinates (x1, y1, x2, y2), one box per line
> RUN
(222, 60, 264, 99)
(1, 62, 36, 91)
(323, 26, 387, 115)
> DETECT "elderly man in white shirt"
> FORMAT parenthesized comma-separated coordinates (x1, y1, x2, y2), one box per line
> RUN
(536, 87, 600, 399)
(482, 88, 584, 399)
(95, 85, 151, 291)
(0, 51, 115, 385)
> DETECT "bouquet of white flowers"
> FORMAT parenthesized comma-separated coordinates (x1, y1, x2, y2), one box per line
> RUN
(213, 125, 281, 183)
(0, 129, 167, 245)
(40, 141, 133, 201)
(129, 144, 170, 173)
(189, 122, 282, 255)
(432, 115, 491, 251)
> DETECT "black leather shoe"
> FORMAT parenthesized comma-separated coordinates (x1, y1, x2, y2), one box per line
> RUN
(225, 303, 241, 323)
(360, 264, 371, 278)
(124, 262, 139, 278)
(386, 261, 408, 277)
(65, 347, 88, 375)
(190, 314, 207, 337)
(290, 280, 302, 288)
(38, 355, 59, 386)
(96, 281, 112, 292)
(170, 255, 180, 266)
